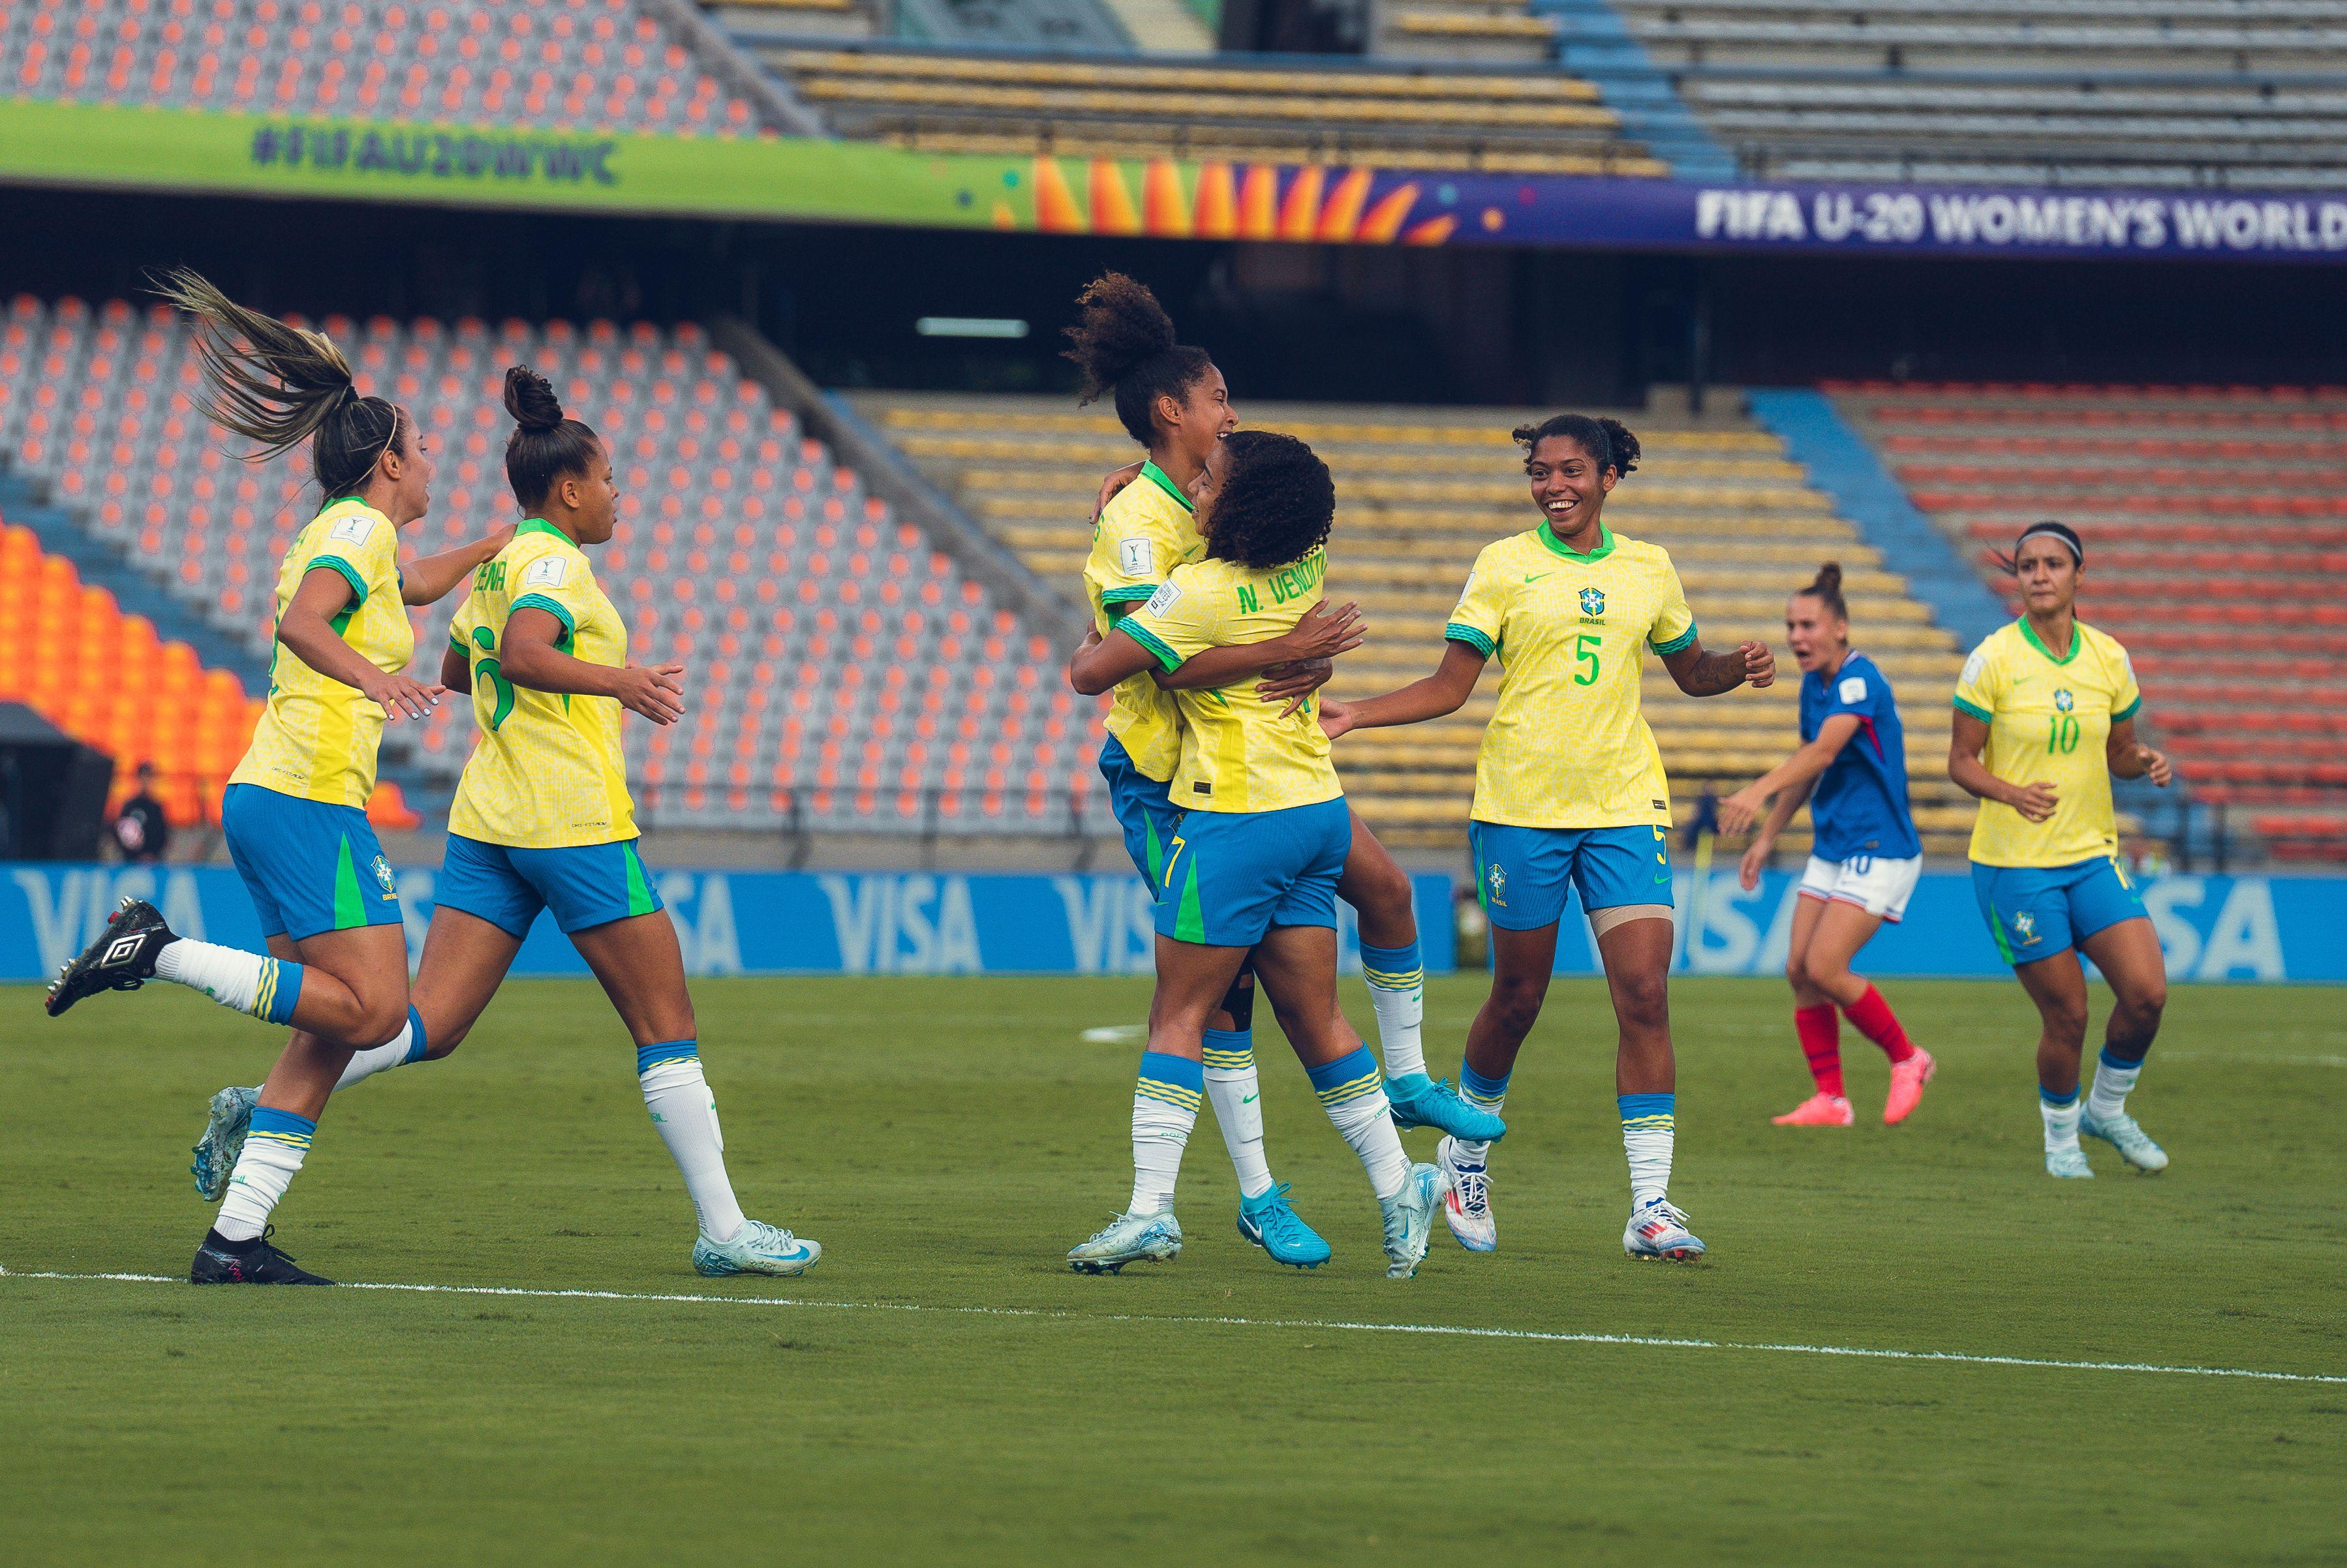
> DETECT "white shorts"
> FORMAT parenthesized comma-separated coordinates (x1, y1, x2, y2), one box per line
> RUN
(1799, 853, 1924, 923)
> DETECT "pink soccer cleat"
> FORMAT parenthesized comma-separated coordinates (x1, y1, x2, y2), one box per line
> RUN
(1883, 1047, 1937, 1126)
(1772, 1093, 1854, 1126)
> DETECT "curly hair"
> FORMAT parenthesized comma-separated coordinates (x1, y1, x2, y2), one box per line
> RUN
(1062, 272, 1215, 447)
(1511, 412, 1641, 480)
(1203, 431, 1334, 571)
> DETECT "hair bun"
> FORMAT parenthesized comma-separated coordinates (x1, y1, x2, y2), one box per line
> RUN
(1813, 561, 1843, 595)
(502, 365, 565, 431)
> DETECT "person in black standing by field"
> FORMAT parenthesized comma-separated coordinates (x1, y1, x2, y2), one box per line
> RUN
(112, 761, 171, 864)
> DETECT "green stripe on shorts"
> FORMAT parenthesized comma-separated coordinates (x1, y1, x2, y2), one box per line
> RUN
(333, 835, 367, 930)
(623, 842, 656, 917)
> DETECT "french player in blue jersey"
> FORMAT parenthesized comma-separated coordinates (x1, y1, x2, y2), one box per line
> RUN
(1720, 564, 1936, 1127)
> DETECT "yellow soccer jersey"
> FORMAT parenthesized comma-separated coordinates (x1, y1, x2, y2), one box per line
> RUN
(1122, 547, 1343, 814)
(1445, 523, 1696, 830)
(1081, 461, 1203, 783)
(448, 519, 638, 848)
(1954, 619, 2141, 868)
(228, 497, 414, 807)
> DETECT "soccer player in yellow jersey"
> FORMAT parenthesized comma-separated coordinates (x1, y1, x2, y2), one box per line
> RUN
(1322, 414, 1775, 1262)
(1950, 520, 2174, 1180)
(1064, 275, 1502, 1270)
(1065, 433, 1449, 1279)
(46, 272, 506, 1285)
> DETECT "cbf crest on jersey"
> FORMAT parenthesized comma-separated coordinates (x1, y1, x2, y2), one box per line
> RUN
(1580, 587, 1606, 617)
(2055, 689, 2075, 712)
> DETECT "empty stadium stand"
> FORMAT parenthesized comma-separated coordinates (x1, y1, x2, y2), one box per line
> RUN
(1571, 0, 2347, 187)
(858, 390, 1983, 856)
(0, 294, 1110, 840)
(2, 0, 773, 136)
(1832, 379, 2347, 861)
(756, 43, 1669, 174)
(1375, 0, 1557, 64)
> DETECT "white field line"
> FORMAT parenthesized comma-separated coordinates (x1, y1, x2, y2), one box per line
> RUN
(4, 1266, 2341, 1386)
(2156, 1051, 2347, 1068)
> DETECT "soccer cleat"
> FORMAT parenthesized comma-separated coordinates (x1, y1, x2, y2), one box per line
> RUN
(2045, 1145, 2095, 1178)
(2079, 1108, 2168, 1173)
(1385, 1072, 1507, 1141)
(1067, 1210, 1182, 1274)
(1623, 1198, 1706, 1261)
(190, 1226, 332, 1285)
(1772, 1092, 1854, 1127)
(1379, 1161, 1449, 1280)
(1236, 1183, 1332, 1269)
(45, 898, 174, 1018)
(1435, 1136, 1496, 1252)
(1883, 1047, 1937, 1126)
(191, 1084, 259, 1201)
(693, 1219, 821, 1278)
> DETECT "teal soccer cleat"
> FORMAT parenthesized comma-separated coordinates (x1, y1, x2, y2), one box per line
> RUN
(2079, 1109, 2168, 1173)
(1379, 1161, 1449, 1280)
(692, 1219, 821, 1278)
(191, 1084, 258, 1201)
(1236, 1183, 1332, 1269)
(2045, 1145, 2096, 1178)
(1384, 1073, 1507, 1142)
(1068, 1210, 1182, 1274)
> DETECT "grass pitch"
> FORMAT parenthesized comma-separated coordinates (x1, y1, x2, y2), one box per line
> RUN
(2, 973, 2342, 1567)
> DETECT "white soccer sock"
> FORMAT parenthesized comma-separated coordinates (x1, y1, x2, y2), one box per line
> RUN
(1619, 1094, 1675, 1208)
(1454, 1066, 1509, 1166)
(154, 938, 302, 1024)
(2041, 1089, 2082, 1154)
(1201, 1030, 1272, 1200)
(639, 1043, 747, 1244)
(333, 1009, 427, 1092)
(1358, 941, 1427, 1079)
(2085, 1051, 2143, 1123)
(1309, 1047, 1410, 1201)
(1130, 1052, 1203, 1215)
(214, 1107, 314, 1242)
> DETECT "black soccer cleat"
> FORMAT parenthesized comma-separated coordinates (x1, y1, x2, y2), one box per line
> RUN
(190, 1227, 333, 1286)
(45, 897, 174, 1017)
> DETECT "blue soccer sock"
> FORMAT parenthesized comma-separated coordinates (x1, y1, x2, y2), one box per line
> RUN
(1130, 1051, 1203, 1216)
(639, 1041, 747, 1243)
(1619, 1092, 1676, 1208)
(154, 939, 303, 1025)
(1307, 1045, 1409, 1201)
(214, 1106, 314, 1242)
(1358, 939, 1426, 1079)
(2040, 1084, 2082, 1154)
(1453, 1061, 1511, 1163)
(1201, 1028, 1273, 1200)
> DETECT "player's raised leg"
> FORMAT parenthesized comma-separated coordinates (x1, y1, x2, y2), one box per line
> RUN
(1774, 889, 1854, 1126)
(2077, 913, 2170, 1173)
(1801, 895, 1933, 1126)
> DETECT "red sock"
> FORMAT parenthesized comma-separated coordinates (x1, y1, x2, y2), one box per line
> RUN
(1794, 1004, 1844, 1098)
(1843, 984, 1916, 1064)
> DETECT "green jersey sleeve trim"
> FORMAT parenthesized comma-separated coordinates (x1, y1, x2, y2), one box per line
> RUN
(447, 631, 468, 654)
(309, 555, 369, 608)
(1444, 622, 1497, 658)
(1099, 584, 1159, 605)
(2112, 694, 2142, 722)
(510, 592, 577, 648)
(1124, 621, 1183, 673)
(1952, 695, 1995, 723)
(1649, 623, 1698, 656)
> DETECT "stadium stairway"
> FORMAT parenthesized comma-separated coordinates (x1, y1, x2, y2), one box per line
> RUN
(853, 390, 1984, 857)
(1832, 379, 2347, 863)
(1538, 0, 1739, 180)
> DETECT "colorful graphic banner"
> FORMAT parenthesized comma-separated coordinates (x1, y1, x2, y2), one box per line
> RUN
(6, 97, 2347, 261)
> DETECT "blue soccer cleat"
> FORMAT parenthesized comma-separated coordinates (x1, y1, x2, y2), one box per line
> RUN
(1385, 1072, 1507, 1141)
(1236, 1182, 1331, 1269)
(1067, 1210, 1182, 1274)
(1379, 1161, 1449, 1280)
(191, 1084, 259, 1201)
(1623, 1197, 1706, 1261)
(693, 1218, 821, 1278)
(2079, 1109, 2168, 1173)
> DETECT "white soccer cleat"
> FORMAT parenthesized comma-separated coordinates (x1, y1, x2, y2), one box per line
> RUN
(1435, 1136, 1496, 1253)
(2078, 1108, 2168, 1173)
(1623, 1197, 1706, 1261)
(191, 1084, 258, 1201)
(2045, 1145, 2095, 1179)
(1067, 1210, 1182, 1274)
(1379, 1161, 1449, 1280)
(692, 1218, 821, 1277)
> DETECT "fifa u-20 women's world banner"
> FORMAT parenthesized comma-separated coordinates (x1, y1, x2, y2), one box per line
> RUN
(5, 98, 2347, 263)
(0, 863, 2341, 981)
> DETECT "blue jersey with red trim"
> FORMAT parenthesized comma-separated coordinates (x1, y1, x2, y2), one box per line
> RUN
(1800, 652, 1919, 862)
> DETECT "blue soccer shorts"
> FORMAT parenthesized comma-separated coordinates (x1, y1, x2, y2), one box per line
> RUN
(221, 782, 405, 942)
(1155, 797, 1353, 947)
(1469, 821, 1674, 932)
(437, 834, 664, 938)
(1970, 855, 2145, 966)
(1099, 733, 1184, 897)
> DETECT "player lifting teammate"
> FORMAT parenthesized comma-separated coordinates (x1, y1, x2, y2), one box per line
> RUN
(1950, 521, 2173, 1178)
(1719, 562, 1936, 1127)
(1321, 414, 1774, 1261)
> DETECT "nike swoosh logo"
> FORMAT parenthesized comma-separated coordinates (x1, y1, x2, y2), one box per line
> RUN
(1242, 1094, 1259, 1103)
(1523, 574, 1550, 583)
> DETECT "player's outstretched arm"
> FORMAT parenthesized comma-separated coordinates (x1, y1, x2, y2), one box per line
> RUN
(1719, 713, 1859, 835)
(2106, 713, 2172, 787)
(1154, 600, 1364, 692)
(1949, 708, 2057, 821)
(499, 606, 684, 725)
(1662, 638, 1774, 696)
(1738, 776, 1813, 890)
(1319, 639, 1487, 739)
(1067, 625, 1160, 696)
(401, 525, 516, 606)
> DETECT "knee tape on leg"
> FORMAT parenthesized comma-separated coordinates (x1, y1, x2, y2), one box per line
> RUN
(1219, 972, 1256, 1032)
